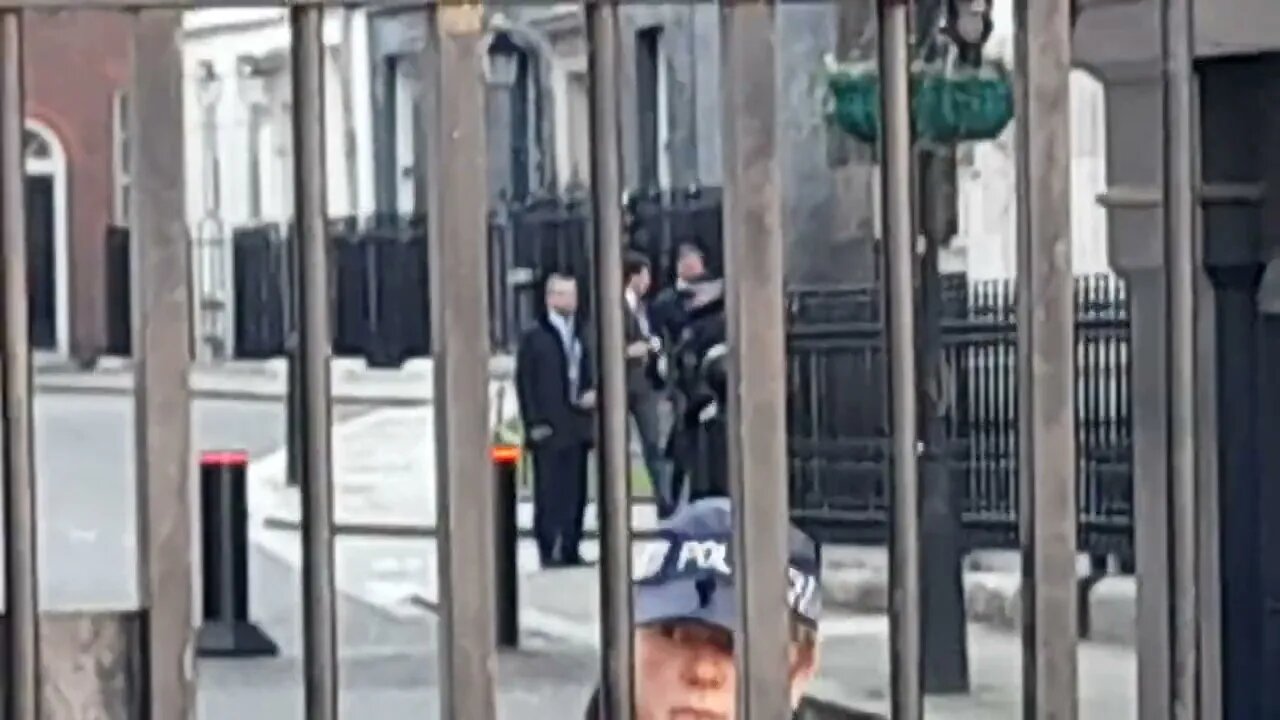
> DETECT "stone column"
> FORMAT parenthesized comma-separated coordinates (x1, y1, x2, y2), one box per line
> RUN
(1092, 50, 1173, 719)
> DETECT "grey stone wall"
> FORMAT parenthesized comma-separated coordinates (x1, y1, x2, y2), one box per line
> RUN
(617, 2, 879, 286)
(365, 3, 880, 287)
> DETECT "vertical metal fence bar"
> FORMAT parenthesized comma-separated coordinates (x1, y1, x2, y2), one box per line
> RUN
(130, 8, 198, 712)
(719, 2, 790, 717)
(290, 8, 340, 718)
(878, 1, 921, 717)
(880, 0, 921, 712)
(427, 4, 496, 718)
(130, 11, 197, 719)
(585, 1, 634, 717)
(1013, 0, 1078, 716)
(1161, 0, 1200, 714)
(0, 11, 40, 720)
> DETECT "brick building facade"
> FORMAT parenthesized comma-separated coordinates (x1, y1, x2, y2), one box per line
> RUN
(23, 10, 131, 363)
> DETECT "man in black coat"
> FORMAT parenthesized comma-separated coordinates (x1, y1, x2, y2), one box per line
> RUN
(515, 272, 596, 567)
(648, 242, 710, 347)
(646, 243, 712, 513)
(664, 277, 729, 503)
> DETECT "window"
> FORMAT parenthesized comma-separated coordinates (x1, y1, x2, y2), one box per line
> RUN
(635, 26, 663, 191)
(24, 128, 51, 162)
(111, 91, 131, 225)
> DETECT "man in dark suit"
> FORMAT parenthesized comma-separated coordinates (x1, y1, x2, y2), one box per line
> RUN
(622, 252, 671, 516)
(515, 272, 596, 567)
(648, 242, 709, 347)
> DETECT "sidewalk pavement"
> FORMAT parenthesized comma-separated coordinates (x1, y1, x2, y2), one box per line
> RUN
(404, 546, 1136, 719)
(201, 541, 607, 719)
(250, 403, 1140, 647)
(34, 354, 514, 405)
(242, 404, 1139, 717)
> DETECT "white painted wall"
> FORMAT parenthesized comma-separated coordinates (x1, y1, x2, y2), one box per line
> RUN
(181, 8, 377, 230)
(181, 8, 377, 359)
(953, 1, 1111, 281)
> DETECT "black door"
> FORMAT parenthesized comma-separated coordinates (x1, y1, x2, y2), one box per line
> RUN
(26, 174, 56, 350)
(1259, 312, 1280, 720)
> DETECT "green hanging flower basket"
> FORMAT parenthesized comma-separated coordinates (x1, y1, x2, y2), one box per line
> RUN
(825, 56, 1015, 146)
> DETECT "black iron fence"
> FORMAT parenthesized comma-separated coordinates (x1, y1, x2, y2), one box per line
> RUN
(102, 204, 1134, 557)
(787, 273, 1133, 557)
(100, 187, 725, 365)
(104, 225, 131, 357)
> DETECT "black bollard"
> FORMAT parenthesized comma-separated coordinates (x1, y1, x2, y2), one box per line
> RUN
(196, 450, 279, 658)
(492, 444, 521, 649)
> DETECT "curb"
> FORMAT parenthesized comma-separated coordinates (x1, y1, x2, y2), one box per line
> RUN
(34, 378, 435, 406)
(822, 568, 1137, 645)
(260, 514, 664, 541)
(403, 596, 885, 719)
(797, 697, 887, 720)
(35, 355, 515, 405)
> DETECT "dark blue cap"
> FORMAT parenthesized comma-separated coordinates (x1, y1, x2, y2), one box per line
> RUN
(632, 498, 822, 631)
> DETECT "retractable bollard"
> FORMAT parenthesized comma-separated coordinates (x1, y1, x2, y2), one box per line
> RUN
(492, 444, 521, 649)
(196, 450, 279, 658)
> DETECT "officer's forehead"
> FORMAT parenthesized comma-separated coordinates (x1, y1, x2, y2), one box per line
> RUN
(640, 618, 733, 645)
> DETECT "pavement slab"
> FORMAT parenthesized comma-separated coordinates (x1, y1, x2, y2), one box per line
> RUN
(199, 545, 601, 719)
(249, 403, 1139, 650)
(235, 404, 1140, 718)
(34, 356, 515, 405)
(0, 392, 365, 611)
(252, 402, 660, 535)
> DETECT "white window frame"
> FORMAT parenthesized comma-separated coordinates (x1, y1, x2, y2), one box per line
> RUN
(111, 90, 131, 225)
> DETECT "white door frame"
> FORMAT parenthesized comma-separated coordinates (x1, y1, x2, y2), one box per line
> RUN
(23, 118, 70, 358)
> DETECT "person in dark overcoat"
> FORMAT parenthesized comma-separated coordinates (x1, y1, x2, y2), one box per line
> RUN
(515, 272, 596, 567)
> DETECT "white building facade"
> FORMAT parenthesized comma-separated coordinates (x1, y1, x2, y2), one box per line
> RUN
(951, 1, 1111, 280)
(176, 3, 1112, 358)
(181, 8, 376, 228)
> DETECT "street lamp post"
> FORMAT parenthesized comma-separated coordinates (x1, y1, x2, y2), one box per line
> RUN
(485, 32, 521, 205)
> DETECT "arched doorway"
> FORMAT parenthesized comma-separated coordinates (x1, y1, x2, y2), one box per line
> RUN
(23, 120, 68, 355)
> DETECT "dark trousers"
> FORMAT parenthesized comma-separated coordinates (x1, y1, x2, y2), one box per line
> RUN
(629, 391, 672, 516)
(531, 442, 589, 564)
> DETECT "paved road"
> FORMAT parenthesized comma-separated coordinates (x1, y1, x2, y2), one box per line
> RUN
(200, 547, 599, 718)
(1, 392, 364, 610)
(1, 391, 602, 717)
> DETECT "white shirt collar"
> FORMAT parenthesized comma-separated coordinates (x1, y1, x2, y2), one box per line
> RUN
(548, 311, 574, 337)
(625, 287, 640, 311)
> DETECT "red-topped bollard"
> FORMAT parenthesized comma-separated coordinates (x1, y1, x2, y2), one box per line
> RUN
(196, 449, 278, 658)
(492, 443, 521, 649)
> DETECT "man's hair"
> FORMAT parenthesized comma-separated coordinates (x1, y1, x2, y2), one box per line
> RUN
(545, 271, 576, 291)
(623, 251, 651, 282)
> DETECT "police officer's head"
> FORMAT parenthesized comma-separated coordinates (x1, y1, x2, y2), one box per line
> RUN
(675, 243, 707, 284)
(631, 498, 821, 718)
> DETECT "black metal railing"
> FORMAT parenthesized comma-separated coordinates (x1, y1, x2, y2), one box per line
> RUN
(786, 273, 1133, 557)
(101, 207, 1135, 558)
(100, 187, 726, 366)
(104, 225, 132, 357)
